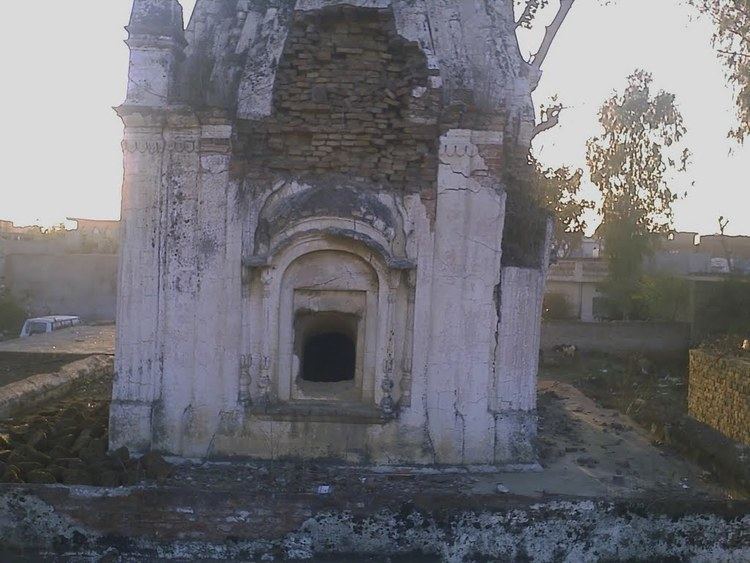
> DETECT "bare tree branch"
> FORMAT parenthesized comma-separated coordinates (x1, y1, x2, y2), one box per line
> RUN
(530, 0, 575, 71)
(532, 103, 563, 140)
(717, 49, 750, 59)
(718, 215, 735, 272)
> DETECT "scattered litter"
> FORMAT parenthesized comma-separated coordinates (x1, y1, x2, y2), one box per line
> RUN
(553, 344, 578, 359)
(316, 485, 333, 495)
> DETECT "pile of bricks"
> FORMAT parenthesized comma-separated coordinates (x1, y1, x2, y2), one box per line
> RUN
(241, 7, 441, 192)
(688, 349, 750, 445)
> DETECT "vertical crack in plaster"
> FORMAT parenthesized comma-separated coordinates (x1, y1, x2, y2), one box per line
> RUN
(424, 10, 437, 56)
(421, 371, 437, 463)
(156, 130, 170, 405)
(491, 274, 503, 460)
(454, 390, 466, 464)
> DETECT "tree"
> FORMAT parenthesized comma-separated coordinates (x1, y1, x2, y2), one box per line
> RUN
(515, 0, 552, 30)
(638, 274, 690, 322)
(530, 157, 594, 257)
(499, 2, 579, 267)
(718, 215, 735, 272)
(586, 70, 691, 319)
(691, 0, 750, 141)
(514, 0, 577, 111)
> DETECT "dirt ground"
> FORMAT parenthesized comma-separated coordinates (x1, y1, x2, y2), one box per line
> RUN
(0, 353, 78, 388)
(533, 379, 732, 499)
(0, 348, 741, 501)
(539, 352, 688, 429)
(542, 351, 750, 494)
(158, 378, 732, 502)
(0, 325, 116, 356)
(0, 324, 115, 388)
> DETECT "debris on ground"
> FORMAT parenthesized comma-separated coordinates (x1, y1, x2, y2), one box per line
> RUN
(0, 354, 738, 502)
(0, 353, 77, 388)
(0, 376, 171, 486)
(540, 351, 750, 496)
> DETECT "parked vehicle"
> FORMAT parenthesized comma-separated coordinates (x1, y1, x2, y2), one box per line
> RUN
(19, 316, 81, 338)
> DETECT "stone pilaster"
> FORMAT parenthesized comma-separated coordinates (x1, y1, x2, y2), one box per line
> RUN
(492, 220, 552, 465)
(110, 0, 186, 452)
(425, 129, 506, 465)
(152, 112, 202, 453)
(151, 113, 239, 457)
(110, 111, 167, 452)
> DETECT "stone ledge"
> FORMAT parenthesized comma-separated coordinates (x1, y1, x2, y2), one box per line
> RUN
(0, 356, 114, 419)
(247, 401, 393, 424)
(0, 485, 748, 561)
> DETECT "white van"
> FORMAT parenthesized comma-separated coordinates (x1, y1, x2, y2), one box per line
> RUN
(19, 316, 81, 338)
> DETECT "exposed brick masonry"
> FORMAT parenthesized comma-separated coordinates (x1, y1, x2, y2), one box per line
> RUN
(239, 6, 442, 193)
(689, 350, 750, 446)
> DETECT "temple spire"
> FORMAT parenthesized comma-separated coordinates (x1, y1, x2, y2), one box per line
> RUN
(124, 0, 186, 107)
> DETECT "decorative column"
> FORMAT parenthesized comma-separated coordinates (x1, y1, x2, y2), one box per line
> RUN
(179, 115, 239, 457)
(425, 129, 507, 465)
(109, 0, 186, 452)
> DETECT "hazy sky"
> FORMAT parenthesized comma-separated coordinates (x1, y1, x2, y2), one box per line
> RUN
(0, 0, 747, 235)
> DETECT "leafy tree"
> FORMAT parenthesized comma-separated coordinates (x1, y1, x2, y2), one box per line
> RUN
(586, 70, 691, 319)
(515, 0, 551, 29)
(637, 274, 690, 322)
(530, 157, 594, 257)
(691, 0, 750, 141)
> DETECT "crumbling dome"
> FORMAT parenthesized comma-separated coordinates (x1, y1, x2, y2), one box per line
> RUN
(111, 0, 551, 466)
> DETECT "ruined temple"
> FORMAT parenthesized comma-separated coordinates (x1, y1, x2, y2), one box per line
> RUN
(111, 0, 551, 466)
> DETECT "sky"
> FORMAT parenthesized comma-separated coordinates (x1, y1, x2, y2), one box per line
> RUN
(0, 0, 747, 235)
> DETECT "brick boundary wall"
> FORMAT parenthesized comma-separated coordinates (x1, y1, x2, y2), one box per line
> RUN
(689, 349, 750, 446)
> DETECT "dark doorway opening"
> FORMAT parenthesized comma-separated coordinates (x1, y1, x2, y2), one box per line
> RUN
(302, 332, 356, 383)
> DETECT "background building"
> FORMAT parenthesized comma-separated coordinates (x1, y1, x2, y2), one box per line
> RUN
(545, 232, 750, 322)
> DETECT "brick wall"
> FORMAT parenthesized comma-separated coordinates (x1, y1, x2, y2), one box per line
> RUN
(689, 350, 750, 446)
(240, 6, 441, 193)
